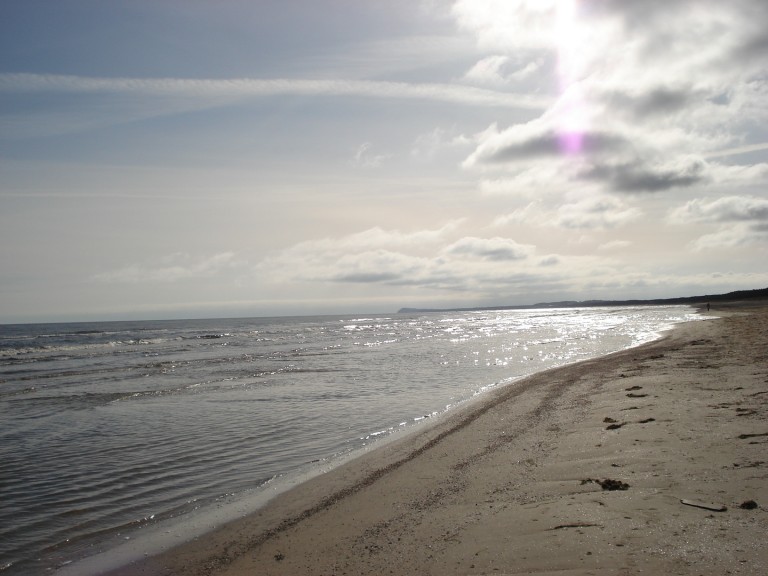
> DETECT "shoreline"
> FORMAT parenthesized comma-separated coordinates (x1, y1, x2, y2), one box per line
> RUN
(103, 305, 767, 575)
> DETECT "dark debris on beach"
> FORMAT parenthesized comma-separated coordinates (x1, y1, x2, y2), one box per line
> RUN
(581, 478, 630, 491)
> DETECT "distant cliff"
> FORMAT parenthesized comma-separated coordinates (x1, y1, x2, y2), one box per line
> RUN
(397, 287, 768, 314)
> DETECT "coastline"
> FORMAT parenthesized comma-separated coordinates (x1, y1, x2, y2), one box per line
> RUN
(105, 305, 768, 575)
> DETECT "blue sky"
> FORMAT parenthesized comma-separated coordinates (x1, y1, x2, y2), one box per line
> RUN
(1, 0, 767, 322)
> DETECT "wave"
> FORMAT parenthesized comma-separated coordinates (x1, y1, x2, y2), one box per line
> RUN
(0, 306, 704, 575)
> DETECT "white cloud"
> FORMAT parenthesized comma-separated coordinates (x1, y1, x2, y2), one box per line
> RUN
(491, 196, 640, 231)
(555, 197, 642, 229)
(598, 240, 632, 251)
(257, 224, 543, 293)
(452, 0, 564, 53)
(255, 222, 697, 303)
(581, 157, 710, 194)
(462, 55, 510, 85)
(0, 73, 430, 101)
(328, 250, 430, 284)
(705, 143, 768, 159)
(454, 0, 768, 199)
(538, 255, 559, 266)
(478, 163, 580, 197)
(410, 127, 472, 160)
(318, 222, 464, 251)
(0, 73, 550, 107)
(670, 195, 768, 224)
(0, 73, 552, 139)
(306, 34, 478, 80)
(490, 202, 541, 227)
(255, 224, 462, 285)
(670, 195, 768, 250)
(353, 142, 390, 168)
(443, 236, 534, 261)
(4, 1, 768, 321)
(461, 54, 541, 86)
(691, 224, 768, 251)
(93, 252, 241, 284)
(463, 110, 719, 194)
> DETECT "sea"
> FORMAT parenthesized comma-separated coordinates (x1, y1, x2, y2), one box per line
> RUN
(0, 306, 703, 575)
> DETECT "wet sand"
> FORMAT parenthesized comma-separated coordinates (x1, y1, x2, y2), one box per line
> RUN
(110, 305, 768, 576)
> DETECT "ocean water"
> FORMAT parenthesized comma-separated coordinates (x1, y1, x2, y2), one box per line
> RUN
(0, 306, 702, 575)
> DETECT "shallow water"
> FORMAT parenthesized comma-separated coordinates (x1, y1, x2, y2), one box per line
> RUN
(0, 306, 701, 575)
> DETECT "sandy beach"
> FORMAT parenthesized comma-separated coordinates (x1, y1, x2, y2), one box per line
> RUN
(110, 305, 768, 576)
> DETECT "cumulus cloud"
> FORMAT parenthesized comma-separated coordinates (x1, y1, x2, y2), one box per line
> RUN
(257, 223, 553, 296)
(93, 252, 241, 284)
(443, 236, 534, 261)
(255, 219, 728, 304)
(490, 202, 542, 227)
(466, 127, 621, 165)
(461, 55, 542, 86)
(492, 196, 640, 231)
(462, 108, 718, 196)
(670, 195, 768, 250)
(453, 0, 768, 200)
(256, 224, 457, 287)
(328, 250, 428, 284)
(670, 195, 768, 224)
(452, 0, 565, 53)
(462, 55, 510, 85)
(690, 224, 768, 251)
(479, 163, 581, 197)
(538, 255, 560, 266)
(555, 197, 642, 229)
(311, 222, 463, 251)
(602, 87, 704, 120)
(581, 158, 709, 193)
(463, 111, 719, 194)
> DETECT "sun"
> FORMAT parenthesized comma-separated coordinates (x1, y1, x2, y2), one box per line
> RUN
(554, 0, 590, 154)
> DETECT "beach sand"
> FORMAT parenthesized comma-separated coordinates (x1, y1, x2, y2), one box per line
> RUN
(111, 305, 768, 576)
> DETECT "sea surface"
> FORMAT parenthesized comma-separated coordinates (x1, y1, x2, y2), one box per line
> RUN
(0, 306, 702, 575)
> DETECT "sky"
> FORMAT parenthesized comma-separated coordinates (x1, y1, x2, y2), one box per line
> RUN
(1, 0, 767, 322)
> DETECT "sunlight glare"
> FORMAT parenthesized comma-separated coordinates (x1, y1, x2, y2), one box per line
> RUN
(555, 0, 589, 155)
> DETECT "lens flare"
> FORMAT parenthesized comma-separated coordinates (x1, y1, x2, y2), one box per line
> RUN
(555, 0, 588, 155)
